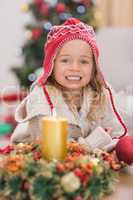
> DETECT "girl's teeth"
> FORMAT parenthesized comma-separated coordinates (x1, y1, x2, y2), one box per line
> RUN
(66, 76, 81, 80)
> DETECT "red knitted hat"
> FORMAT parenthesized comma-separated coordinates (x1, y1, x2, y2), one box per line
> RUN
(37, 18, 133, 164)
(38, 17, 105, 85)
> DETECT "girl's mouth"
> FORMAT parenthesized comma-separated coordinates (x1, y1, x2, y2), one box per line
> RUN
(65, 76, 81, 81)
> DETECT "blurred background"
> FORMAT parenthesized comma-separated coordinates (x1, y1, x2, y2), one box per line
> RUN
(0, 0, 133, 146)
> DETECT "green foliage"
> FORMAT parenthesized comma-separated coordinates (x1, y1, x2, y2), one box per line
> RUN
(24, 160, 40, 177)
(22, 36, 45, 66)
(0, 174, 6, 193)
(12, 65, 37, 87)
(31, 175, 55, 200)
(7, 176, 23, 196)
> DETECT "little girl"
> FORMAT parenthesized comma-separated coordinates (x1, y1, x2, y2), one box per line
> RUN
(11, 18, 127, 151)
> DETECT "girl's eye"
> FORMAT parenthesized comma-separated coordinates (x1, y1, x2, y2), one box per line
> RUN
(80, 60, 89, 64)
(60, 59, 69, 63)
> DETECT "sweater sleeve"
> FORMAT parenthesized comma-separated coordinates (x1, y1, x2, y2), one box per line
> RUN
(11, 84, 51, 143)
(11, 116, 43, 143)
(99, 87, 126, 138)
(79, 86, 127, 151)
(78, 126, 119, 152)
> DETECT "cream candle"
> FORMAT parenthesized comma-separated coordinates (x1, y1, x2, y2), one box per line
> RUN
(41, 116, 68, 160)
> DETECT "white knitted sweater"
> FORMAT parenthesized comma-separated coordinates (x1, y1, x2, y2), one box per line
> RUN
(11, 84, 123, 151)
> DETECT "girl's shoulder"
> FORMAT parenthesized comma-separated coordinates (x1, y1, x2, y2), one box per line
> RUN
(30, 82, 59, 95)
(28, 82, 58, 101)
(14, 83, 56, 123)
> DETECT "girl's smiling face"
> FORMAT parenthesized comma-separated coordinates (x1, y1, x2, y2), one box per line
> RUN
(53, 39, 93, 90)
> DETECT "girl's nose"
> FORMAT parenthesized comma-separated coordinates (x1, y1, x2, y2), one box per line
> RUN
(70, 61, 80, 71)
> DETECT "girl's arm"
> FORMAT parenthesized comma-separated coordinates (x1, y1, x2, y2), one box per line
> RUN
(79, 88, 126, 151)
(11, 122, 31, 143)
(11, 85, 51, 143)
(11, 116, 42, 143)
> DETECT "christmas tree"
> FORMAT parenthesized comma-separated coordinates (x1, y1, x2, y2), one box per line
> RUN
(12, 0, 99, 88)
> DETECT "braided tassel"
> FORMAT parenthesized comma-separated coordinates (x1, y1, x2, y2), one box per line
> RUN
(106, 86, 128, 139)
(42, 84, 56, 117)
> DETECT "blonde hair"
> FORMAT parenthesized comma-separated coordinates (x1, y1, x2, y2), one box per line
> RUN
(87, 60, 107, 122)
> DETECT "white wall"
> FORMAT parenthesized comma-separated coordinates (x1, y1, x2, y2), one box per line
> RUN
(0, 0, 31, 91)
(97, 27, 133, 91)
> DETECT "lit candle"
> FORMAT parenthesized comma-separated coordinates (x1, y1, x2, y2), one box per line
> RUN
(41, 117, 68, 160)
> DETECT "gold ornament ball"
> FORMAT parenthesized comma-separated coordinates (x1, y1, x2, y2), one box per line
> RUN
(21, 4, 29, 12)
(26, 30, 32, 39)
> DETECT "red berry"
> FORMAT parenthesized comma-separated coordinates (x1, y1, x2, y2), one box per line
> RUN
(23, 182, 30, 190)
(56, 163, 65, 173)
(74, 196, 83, 200)
(74, 168, 83, 177)
(33, 150, 41, 160)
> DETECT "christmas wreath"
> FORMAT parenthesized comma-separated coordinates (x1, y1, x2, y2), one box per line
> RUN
(0, 142, 122, 200)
